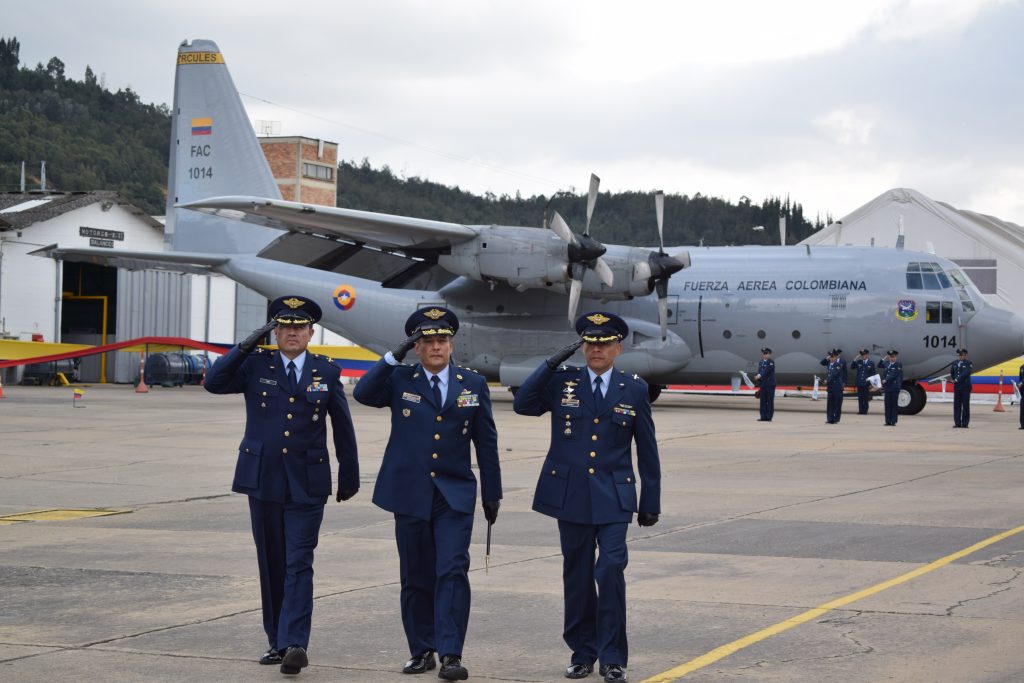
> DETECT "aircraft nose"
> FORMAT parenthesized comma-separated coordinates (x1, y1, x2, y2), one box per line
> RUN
(967, 306, 1024, 359)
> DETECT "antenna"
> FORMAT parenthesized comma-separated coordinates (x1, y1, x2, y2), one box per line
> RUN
(40, 161, 46, 191)
(19, 161, 25, 192)
(254, 119, 282, 136)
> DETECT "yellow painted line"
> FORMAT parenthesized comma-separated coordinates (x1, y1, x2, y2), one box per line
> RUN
(0, 508, 132, 522)
(641, 522, 1024, 683)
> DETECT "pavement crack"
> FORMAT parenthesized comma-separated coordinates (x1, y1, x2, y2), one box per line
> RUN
(945, 566, 1024, 616)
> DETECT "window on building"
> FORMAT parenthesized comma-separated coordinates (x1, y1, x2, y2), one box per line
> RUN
(302, 163, 334, 181)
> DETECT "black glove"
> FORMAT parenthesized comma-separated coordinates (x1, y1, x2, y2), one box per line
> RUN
(336, 488, 358, 502)
(391, 329, 424, 363)
(482, 500, 500, 524)
(637, 512, 659, 527)
(545, 339, 583, 369)
(239, 320, 277, 353)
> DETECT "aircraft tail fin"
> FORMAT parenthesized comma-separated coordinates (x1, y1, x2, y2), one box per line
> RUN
(165, 39, 282, 254)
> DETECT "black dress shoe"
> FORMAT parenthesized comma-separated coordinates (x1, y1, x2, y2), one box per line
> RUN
(438, 654, 468, 681)
(280, 646, 308, 676)
(565, 662, 594, 679)
(259, 647, 282, 665)
(403, 651, 436, 674)
(601, 664, 627, 682)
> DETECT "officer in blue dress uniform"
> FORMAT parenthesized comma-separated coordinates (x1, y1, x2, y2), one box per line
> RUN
(879, 349, 903, 426)
(850, 348, 876, 415)
(204, 295, 359, 676)
(513, 312, 661, 683)
(951, 348, 973, 428)
(754, 347, 775, 421)
(353, 307, 502, 681)
(819, 348, 847, 424)
(1018, 363, 1024, 430)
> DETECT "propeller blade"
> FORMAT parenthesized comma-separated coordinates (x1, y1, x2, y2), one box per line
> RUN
(658, 296, 669, 341)
(655, 191, 665, 253)
(585, 173, 600, 235)
(568, 277, 583, 323)
(593, 257, 614, 288)
(550, 211, 578, 246)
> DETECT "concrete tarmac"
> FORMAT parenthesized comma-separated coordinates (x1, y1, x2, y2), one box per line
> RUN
(1, 384, 1022, 682)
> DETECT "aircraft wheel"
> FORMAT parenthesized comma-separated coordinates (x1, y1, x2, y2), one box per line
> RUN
(897, 381, 927, 415)
(648, 384, 663, 404)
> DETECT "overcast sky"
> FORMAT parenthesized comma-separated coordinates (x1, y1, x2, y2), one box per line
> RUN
(7, 0, 1024, 226)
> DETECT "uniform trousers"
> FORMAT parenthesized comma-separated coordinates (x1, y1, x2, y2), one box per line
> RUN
(558, 519, 629, 668)
(856, 385, 871, 414)
(248, 497, 324, 651)
(394, 487, 474, 658)
(953, 387, 971, 427)
(826, 385, 843, 423)
(884, 391, 900, 425)
(759, 386, 775, 421)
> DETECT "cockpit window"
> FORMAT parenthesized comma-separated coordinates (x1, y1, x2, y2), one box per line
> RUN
(906, 262, 952, 290)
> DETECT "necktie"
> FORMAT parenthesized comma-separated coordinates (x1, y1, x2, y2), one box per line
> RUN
(287, 360, 297, 391)
(431, 375, 442, 407)
(593, 376, 603, 405)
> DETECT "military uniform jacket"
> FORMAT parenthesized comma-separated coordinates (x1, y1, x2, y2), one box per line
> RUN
(879, 360, 903, 392)
(850, 358, 876, 387)
(757, 358, 776, 386)
(514, 364, 661, 526)
(951, 359, 973, 388)
(204, 347, 359, 504)
(353, 359, 502, 521)
(820, 357, 847, 387)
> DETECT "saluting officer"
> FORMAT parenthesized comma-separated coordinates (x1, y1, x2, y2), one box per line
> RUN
(513, 312, 661, 683)
(204, 295, 359, 676)
(819, 348, 847, 424)
(754, 347, 775, 421)
(850, 348, 876, 415)
(951, 348, 973, 428)
(879, 349, 903, 426)
(353, 307, 502, 681)
(1018, 362, 1024, 430)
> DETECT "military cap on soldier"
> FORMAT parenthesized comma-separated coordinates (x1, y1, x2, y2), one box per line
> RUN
(405, 306, 459, 337)
(575, 311, 629, 343)
(269, 295, 322, 325)
(957, 348, 968, 355)
(859, 348, 870, 355)
(887, 349, 899, 356)
(761, 347, 772, 354)
(829, 348, 842, 356)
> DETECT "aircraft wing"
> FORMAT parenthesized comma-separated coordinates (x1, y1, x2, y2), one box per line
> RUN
(30, 245, 228, 275)
(179, 195, 479, 250)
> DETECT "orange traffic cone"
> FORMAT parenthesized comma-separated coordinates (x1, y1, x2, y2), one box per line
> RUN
(994, 371, 1006, 412)
(136, 355, 149, 394)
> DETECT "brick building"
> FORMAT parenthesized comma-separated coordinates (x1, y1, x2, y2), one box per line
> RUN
(258, 136, 338, 206)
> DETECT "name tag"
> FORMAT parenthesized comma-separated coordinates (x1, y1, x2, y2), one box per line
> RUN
(561, 398, 580, 407)
(456, 393, 479, 408)
(259, 378, 277, 385)
(402, 392, 422, 404)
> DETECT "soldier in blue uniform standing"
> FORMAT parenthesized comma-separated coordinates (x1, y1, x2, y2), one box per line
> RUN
(950, 348, 973, 428)
(879, 349, 903, 426)
(850, 348, 876, 415)
(753, 347, 775, 421)
(1019, 362, 1024, 430)
(204, 295, 359, 676)
(513, 312, 661, 683)
(819, 348, 847, 424)
(353, 307, 502, 681)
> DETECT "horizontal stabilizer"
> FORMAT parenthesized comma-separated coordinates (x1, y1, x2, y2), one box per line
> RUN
(30, 245, 228, 274)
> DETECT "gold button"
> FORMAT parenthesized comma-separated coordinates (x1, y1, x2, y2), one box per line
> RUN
(626, 477, 632, 482)
(432, 453, 438, 459)
(262, 391, 267, 396)
(430, 471, 436, 477)
(282, 448, 288, 454)
(287, 413, 293, 420)
(565, 414, 570, 419)
(593, 418, 599, 424)
(289, 397, 295, 403)
(284, 431, 290, 437)
(434, 434, 440, 440)
(436, 416, 443, 422)
(590, 451, 596, 458)
(551, 470, 556, 475)
(591, 435, 598, 441)
(316, 399, 321, 404)
(245, 448, 250, 453)
(588, 467, 595, 474)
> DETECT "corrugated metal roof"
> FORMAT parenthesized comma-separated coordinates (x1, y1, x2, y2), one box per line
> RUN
(0, 191, 163, 231)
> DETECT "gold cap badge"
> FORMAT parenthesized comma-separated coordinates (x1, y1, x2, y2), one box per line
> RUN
(586, 313, 611, 325)
(283, 297, 305, 309)
(423, 308, 446, 320)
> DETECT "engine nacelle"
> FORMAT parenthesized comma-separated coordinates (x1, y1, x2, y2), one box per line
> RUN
(439, 228, 570, 288)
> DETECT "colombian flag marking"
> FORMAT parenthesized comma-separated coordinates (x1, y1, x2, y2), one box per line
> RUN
(191, 117, 213, 135)
(333, 284, 356, 311)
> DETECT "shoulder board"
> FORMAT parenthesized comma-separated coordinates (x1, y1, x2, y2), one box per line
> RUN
(317, 354, 340, 367)
(254, 347, 266, 355)
(456, 365, 482, 377)
(556, 364, 580, 373)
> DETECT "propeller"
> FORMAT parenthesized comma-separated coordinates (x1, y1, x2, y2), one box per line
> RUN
(546, 173, 614, 323)
(632, 190, 689, 339)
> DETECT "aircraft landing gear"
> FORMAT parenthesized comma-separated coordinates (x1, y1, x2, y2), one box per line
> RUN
(897, 381, 927, 415)
(648, 384, 663, 404)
